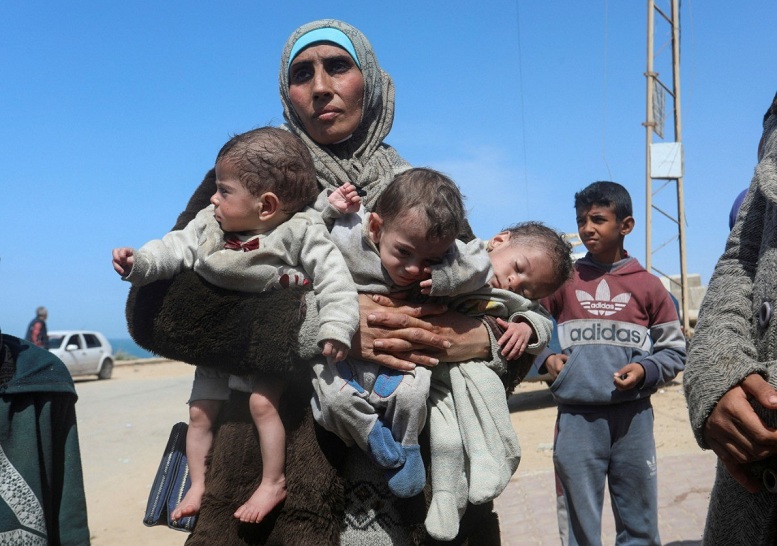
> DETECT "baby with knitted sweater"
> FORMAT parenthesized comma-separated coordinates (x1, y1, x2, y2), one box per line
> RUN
(318, 168, 572, 540)
(112, 127, 358, 525)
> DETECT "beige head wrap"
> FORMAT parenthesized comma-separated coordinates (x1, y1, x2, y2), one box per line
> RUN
(279, 19, 410, 211)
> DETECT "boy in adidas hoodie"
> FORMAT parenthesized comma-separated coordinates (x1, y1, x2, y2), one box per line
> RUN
(536, 181, 686, 545)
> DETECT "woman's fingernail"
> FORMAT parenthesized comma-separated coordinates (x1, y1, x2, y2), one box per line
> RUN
(374, 341, 383, 348)
(429, 358, 439, 366)
(367, 314, 376, 321)
(443, 341, 451, 349)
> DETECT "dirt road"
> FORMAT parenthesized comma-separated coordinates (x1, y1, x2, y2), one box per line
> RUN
(75, 360, 192, 546)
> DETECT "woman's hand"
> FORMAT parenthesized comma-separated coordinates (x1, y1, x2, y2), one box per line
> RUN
(350, 294, 490, 371)
(703, 373, 777, 492)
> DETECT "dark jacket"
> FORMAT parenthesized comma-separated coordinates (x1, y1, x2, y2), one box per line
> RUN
(0, 333, 90, 544)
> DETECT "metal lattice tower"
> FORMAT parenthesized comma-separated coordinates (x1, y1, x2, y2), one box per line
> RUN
(644, 0, 689, 333)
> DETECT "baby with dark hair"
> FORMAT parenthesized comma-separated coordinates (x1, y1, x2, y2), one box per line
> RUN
(112, 126, 358, 525)
(318, 167, 572, 540)
(311, 168, 468, 502)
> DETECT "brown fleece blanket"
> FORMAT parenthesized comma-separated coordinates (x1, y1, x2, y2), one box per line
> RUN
(126, 170, 506, 545)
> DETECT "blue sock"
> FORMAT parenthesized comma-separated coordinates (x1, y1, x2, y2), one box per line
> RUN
(386, 445, 425, 498)
(367, 421, 405, 469)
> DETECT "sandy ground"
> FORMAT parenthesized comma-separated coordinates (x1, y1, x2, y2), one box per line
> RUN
(75, 360, 192, 546)
(76, 360, 700, 545)
(507, 372, 697, 475)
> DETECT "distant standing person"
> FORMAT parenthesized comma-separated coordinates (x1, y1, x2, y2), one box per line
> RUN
(25, 306, 48, 349)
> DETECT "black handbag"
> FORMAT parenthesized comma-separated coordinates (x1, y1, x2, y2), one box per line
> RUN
(143, 421, 197, 532)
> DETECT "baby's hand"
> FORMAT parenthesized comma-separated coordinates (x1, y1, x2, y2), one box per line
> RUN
(112, 247, 136, 276)
(323, 340, 349, 363)
(495, 318, 534, 360)
(419, 278, 433, 295)
(613, 363, 646, 391)
(328, 183, 362, 214)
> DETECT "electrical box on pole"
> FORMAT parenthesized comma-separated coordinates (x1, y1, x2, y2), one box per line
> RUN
(644, 0, 690, 334)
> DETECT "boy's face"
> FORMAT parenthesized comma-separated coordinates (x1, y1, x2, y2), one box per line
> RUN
(488, 233, 558, 299)
(576, 204, 634, 262)
(368, 209, 452, 287)
(211, 159, 263, 233)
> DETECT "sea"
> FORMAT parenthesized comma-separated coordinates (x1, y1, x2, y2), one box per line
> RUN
(108, 338, 157, 359)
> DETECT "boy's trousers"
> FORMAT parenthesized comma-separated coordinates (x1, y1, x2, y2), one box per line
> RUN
(553, 397, 660, 546)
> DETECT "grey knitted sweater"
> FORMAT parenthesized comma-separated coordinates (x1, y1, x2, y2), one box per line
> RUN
(684, 100, 777, 545)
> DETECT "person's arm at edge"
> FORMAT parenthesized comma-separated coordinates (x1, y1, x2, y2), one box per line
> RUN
(684, 182, 769, 448)
(704, 374, 777, 492)
(683, 179, 777, 490)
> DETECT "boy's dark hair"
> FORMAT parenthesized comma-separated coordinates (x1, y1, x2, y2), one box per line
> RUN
(502, 221, 574, 291)
(374, 167, 466, 242)
(216, 127, 318, 214)
(574, 181, 633, 221)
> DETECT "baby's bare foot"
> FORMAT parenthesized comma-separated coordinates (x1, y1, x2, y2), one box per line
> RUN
(233, 478, 287, 524)
(171, 484, 205, 521)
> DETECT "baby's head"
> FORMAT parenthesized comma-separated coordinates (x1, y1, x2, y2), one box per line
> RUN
(487, 221, 573, 299)
(368, 168, 466, 287)
(211, 127, 318, 233)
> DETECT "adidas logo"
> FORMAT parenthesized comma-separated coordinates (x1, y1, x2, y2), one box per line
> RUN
(576, 280, 631, 317)
(646, 456, 657, 476)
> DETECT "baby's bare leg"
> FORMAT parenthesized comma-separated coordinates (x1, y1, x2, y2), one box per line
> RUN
(233, 377, 287, 523)
(171, 399, 222, 521)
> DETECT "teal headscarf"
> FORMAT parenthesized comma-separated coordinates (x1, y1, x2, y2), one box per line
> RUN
(287, 27, 360, 70)
(279, 19, 410, 211)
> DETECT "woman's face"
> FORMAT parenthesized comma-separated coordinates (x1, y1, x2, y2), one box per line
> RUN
(288, 44, 365, 145)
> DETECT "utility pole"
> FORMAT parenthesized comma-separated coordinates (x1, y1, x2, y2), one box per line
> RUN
(644, 0, 689, 334)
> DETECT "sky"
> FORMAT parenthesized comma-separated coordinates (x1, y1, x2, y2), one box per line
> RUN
(2, 1, 775, 340)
